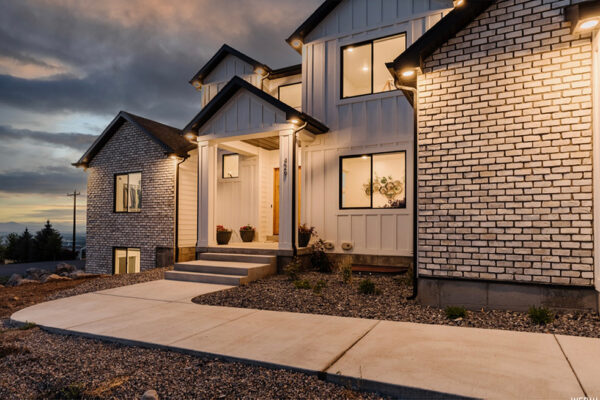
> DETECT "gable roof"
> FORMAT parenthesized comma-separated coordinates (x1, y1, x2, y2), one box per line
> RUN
(286, 0, 342, 53)
(74, 111, 194, 167)
(189, 44, 271, 86)
(183, 76, 328, 135)
(386, 0, 495, 98)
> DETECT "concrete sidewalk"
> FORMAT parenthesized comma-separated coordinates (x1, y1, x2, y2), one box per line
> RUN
(11, 280, 600, 399)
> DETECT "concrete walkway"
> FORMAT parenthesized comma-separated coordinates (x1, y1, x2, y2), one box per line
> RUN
(11, 280, 600, 399)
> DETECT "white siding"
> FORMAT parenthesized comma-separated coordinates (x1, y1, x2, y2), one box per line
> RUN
(178, 149, 198, 248)
(199, 89, 289, 139)
(201, 54, 262, 107)
(298, 0, 448, 256)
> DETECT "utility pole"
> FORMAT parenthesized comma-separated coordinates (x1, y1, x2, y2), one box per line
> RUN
(67, 191, 80, 258)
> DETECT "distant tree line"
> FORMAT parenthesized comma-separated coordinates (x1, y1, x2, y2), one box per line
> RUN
(0, 220, 74, 263)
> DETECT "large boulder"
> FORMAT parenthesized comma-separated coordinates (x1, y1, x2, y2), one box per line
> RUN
(56, 263, 76, 275)
(7, 273, 23, 287)
(25, 268, 50, 281)
(41, 274, 71, 283)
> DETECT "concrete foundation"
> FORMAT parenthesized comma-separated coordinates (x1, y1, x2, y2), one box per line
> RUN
(418, 277, 599, 313)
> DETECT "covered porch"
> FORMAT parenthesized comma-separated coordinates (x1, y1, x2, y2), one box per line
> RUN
(184, 76, 328, 255)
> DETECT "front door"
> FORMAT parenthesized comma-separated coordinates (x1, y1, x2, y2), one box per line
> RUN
(273, 167, 301, 236)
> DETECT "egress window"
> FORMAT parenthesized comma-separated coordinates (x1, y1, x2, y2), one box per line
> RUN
(222, 154, 239, 179)
(340, 152, 406, 209)
(114, 248, 140, 274)
(341, 33, 406, 99)
(115, 172, 142, 213)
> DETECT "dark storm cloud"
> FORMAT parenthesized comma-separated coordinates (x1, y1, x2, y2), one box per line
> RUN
(0, 125, 97, 151)
(0, 0, 319, 127)
(0, 166, 86, 195)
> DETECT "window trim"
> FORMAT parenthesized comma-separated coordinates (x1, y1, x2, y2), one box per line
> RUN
(221, 154, 240, 179)
(340, 32, 407, 100)
(112, 247, 141, 274)
(114, 172, 142, 213)
(339, 150, 407, 210)
(277, 82, 302, 109)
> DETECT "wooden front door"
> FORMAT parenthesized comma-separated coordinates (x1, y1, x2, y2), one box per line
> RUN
(273, 167, 301, 236)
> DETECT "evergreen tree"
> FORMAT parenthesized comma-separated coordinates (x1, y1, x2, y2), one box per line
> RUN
(34, 220, 63, 261)
(5, 232, 19, 261)
(0, 236, 5, 262)
(16, 228, 34, 262)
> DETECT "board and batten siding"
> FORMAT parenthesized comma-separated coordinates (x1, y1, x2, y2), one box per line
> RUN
(201, 54, 261, 108)
(178, 149, 198, 248)
(299, 0, 451, 256)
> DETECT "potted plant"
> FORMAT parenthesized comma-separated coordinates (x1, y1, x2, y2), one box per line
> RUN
(216, 225, 232, 245)
(239, 224, 255, 243)
(298, 224, 315, 248)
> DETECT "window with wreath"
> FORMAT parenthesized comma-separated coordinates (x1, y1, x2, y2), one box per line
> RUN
(115, 172, 142, 213)
(340, 152, 406, 209)
(114, 248, 140, 274)
(341, 33, 406, 98)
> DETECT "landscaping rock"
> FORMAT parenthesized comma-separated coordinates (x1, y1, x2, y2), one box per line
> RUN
(141, 389, 159, 400)
(41, 274, 71, 284)
(25, 268, 49, 281)
(69, 270, 96, 280)
(16, 279, 39, 286)
(7, 274, 23, 287)
(56, 263, 76, 275)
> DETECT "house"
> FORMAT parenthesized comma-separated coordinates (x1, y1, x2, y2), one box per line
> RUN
(75, 0, 600, 312)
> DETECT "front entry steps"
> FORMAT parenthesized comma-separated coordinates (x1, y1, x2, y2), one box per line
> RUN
(165, 252, 277, 286)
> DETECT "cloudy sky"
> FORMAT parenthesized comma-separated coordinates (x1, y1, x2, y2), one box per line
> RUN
(0, 0, 320, 234)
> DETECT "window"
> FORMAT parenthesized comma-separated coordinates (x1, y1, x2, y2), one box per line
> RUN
(341, 33, 406, 99)
(222, 154, 239, 179)
(113, 248, 140, 274)
(115, 172, 142, 213)
(340, 152, 406, 209)
(278, 83, 302, 110)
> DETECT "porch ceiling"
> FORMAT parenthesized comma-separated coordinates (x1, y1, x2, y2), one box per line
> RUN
(243, 137, 279, 151)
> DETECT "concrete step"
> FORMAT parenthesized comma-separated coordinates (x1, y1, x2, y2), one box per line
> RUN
(165, 270, 248, 285)
(198, 252, 276, 266)
(175, 260, 272, 277)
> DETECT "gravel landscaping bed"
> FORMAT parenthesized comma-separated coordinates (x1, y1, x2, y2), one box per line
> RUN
(193, 272, 600, 338)
(0, 322, 385, 400)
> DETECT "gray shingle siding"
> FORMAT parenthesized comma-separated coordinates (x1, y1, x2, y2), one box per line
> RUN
(86, 121, 175, 274)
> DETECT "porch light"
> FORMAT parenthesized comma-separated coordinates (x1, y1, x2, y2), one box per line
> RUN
(255, 67, 267, 76)
(290, 118, 300, 125)
(453, 0, 464, 7)
(292, 39, 302, 48)
(192, 81, 201, 89)
(185, 132, 197, 141)
(566, 2, 600, 34)
(402, 70, 415, 77)
(362, 66, 369, 72)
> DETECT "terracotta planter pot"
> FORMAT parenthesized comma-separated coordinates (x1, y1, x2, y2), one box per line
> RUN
(298, 232, 311, 248)
(240, 230, 255, 243)
(216, 230, 232, 245)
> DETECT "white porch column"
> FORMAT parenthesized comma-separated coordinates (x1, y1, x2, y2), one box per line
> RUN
(278, 129, 297, 251)
(197, 140, 217, 248)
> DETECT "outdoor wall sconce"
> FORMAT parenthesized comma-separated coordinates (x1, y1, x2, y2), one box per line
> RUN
(566, 1, 600, 34)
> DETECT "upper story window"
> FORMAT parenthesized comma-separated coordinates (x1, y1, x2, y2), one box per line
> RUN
(340, 151, 406, 209)
(278, 82, 302, 110)
(115, 172, 142, 213)
(222, 154, 239, 179)
(341, 33, 406, 99)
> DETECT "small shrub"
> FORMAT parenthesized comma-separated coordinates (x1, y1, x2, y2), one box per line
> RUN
(338, 257, 353, 284)
(0, 276, 8, 285)
(18, 322, 37, 331)
(529, 306, 554, 325)
(313, 279, 327, 294)
(445, 306, 467, 320)
(51, 384, 85, 400)
(310, 239, 333, 273)
(294, 279, 312, 290)
(284, 257, 303, 281)
(358, 278, 380, 295)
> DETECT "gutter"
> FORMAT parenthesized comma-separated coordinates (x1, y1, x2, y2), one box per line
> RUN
(394, 82, 419, 300)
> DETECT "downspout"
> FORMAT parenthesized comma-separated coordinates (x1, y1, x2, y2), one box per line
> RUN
(260, 71, 271, 91)
(394, 82, 419, 300)
(292, 122, 308, 257)
(174, 154, 190, 264)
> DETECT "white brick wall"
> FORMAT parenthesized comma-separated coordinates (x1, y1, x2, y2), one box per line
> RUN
(86, 122, 176, 274)
(417, 0, 594, 286)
